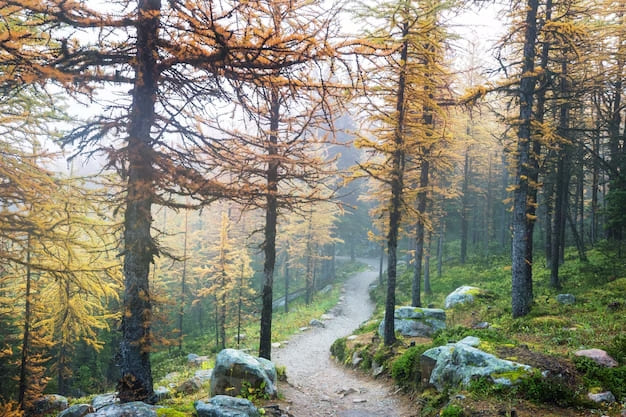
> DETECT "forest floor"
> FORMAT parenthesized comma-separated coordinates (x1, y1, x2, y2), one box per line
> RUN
(270, 258, 416, 417)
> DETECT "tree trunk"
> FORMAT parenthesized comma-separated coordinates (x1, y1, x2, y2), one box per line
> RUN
(437, 218, 444, 278)
(550, 59, 571, 290)
(305, 215, 314, 305)
(117, 0, 160, 403)
(379, 243, 384, 286)
(259, 89, 280, 360)
(384, 24, 410, 346)
(412, 160, 429, 307)
(284, 250, 290, 314)
(460, 148, 470, 264)
(424, 230, 432, 295)
(511, 0, 539, 318)
(500, 152, 510, 250)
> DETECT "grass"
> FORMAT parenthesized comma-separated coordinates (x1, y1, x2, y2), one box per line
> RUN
(342, 242, 626, 417)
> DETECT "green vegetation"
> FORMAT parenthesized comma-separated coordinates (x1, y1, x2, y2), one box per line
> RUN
(335, 244, 626, 416)
(440, 404, 464, 417)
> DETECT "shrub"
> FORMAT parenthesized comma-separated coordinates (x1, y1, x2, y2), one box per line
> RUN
(574, 356, 626, 399)
(440, 404, 463, 417)
(330, 337, 347, 362)
(390, 345, 430, 388)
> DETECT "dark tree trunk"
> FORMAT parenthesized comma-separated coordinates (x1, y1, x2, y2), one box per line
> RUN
(284, 250, 290, 314)
(550, 59, 571, 290)
(437, 218, 444, 278)
(379, 243, 384, 286)
(305, 215, 314, 305)
(259, 89, 280, 360)
(412, 160, 429, 307)
(384, 24, 410, 346)
(424, 231, 432, 295)
(117, 0, 160, 403)
(511, 0, 539, 318)
(500, 152, 510, 250)
(460, 148, 470, 264)
(591, 125, 600, 244)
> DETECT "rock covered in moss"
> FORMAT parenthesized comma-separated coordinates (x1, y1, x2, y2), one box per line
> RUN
(378, 306, 446, 338)
(85, 402, 157, 417)
(210, 349, 277, 398)
(420, 338, 532, 391)
(92, 393, 118, 410)
(444, 286, 482, 309)
(30, 394, 68, 416)
(58, 404, 94, 417)
(194, 396, 260, 417)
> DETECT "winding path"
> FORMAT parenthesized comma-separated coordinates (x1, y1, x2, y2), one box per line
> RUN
(272, 259, 416, 417)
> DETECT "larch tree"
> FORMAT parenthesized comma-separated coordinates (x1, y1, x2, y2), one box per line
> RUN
(3, 0, 346, 399)
(353, 0, 456, 344)
(200, 0, 346, 359)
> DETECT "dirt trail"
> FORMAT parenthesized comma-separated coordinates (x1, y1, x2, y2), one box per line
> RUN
(272, 259, 416, 417)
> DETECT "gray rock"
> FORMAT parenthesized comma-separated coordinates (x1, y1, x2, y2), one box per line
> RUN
(444, 286, 481, 309)
(210, 349, 277, 398)
(575, 348, 618, 367)
(177, 376, 203, 394)
(163, 372, 180, 381)
(372, 361, 384, 377)
(473, 321, 490, 329)
(320, 285, 333, 294)
(31, 394, 68, 416)
(85, 402, 157, 417)
(188, 354, 210, 367)
(310, 319, 326, 328)
(378, 306, 446, 338)
(458, 336, 481, 347)
(352, 351, 362, 367)
(556, 294, 576, 305)
(58, 404, 93, 417)
(421, 339, 532, 391)
(195, 396, 259, 417)
(92, 393, 118, 410)
(153, 386, 171, 402)
(271, 342, 282, 349)
(587, 391, 616, 403)
(195, 369, 213, 383)
(321, 314, 334, 320)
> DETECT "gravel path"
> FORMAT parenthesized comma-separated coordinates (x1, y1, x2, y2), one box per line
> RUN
(272, 259, 416, 417)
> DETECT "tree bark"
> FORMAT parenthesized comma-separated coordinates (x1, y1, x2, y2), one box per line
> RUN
(178, 208, 188, 352)
(511, 0, 539, 318)
(460, 148, 470, 264)
(259, 89, 280, 360)
(384, 23, 410, 346)
(117, 0, 160, 403)
(412, 160, 429, 307)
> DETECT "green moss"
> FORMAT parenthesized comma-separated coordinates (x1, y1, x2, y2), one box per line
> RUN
(490, 368, 531, 383)
(330, 337, 347, 362)
(574, 356, 626, 398)
(156, 408, 189, 417)
(390, 344, 431, 389)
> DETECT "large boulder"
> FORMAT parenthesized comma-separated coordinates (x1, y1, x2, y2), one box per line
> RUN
(421, 338, 531, 391)
(91, 393, 118, 410)
(575, 348, 618, 368)
(378, 306, 446, 338)
(58, 404, 94, 417)
(30, 394, 68, 416)
(210, 349, 277, 398)
(195, 396, 260, 417)
(444, 286, 482, 309)
(84, 402, 157, 417)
